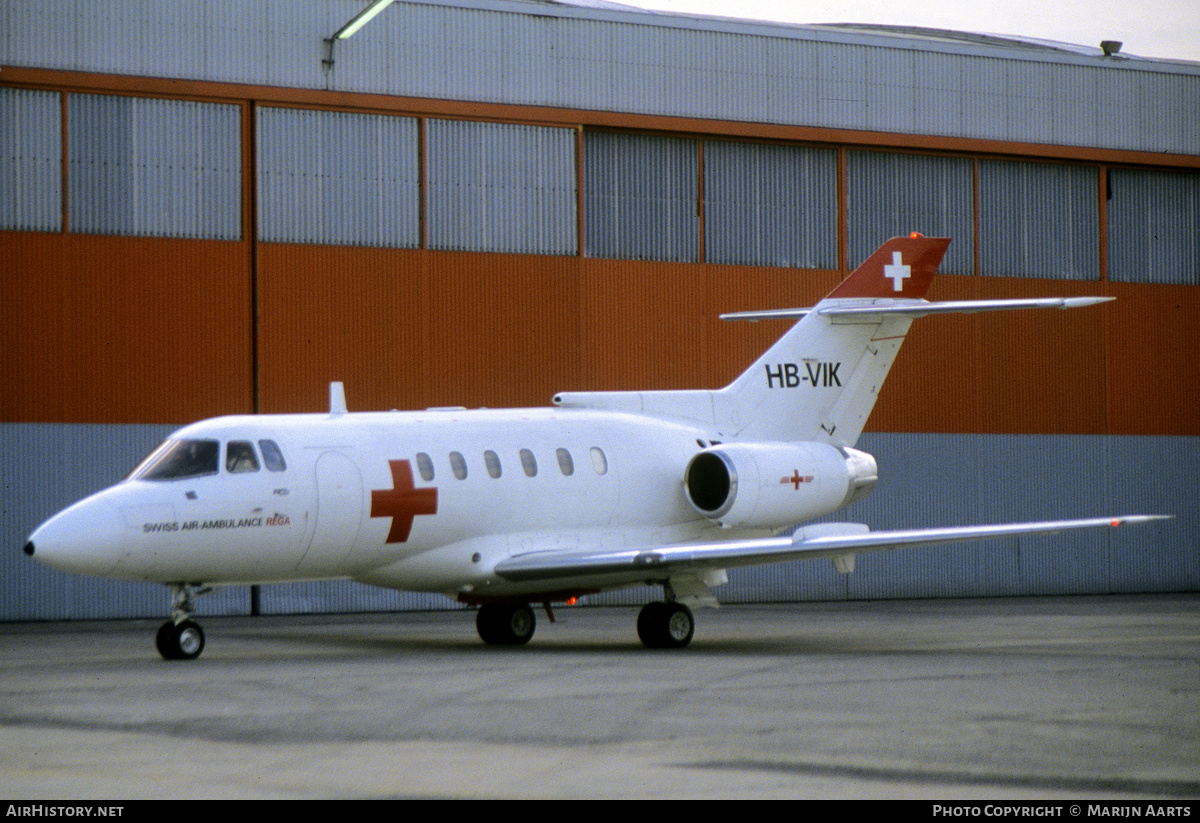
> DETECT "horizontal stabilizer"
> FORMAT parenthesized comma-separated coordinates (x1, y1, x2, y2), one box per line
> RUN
(721, 296, 1114, 322)
(494, 514, 1170, 584)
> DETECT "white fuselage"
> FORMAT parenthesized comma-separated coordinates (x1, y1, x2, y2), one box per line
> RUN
(29, 407, 737, 601)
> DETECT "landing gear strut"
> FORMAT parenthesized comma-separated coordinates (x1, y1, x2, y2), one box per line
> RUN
(155, 584, 210, 660)
(476, 602, 536, 645)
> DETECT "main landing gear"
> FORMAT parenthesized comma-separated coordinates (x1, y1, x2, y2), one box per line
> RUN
(636, 601, 695, 649)
(473, 597, 697, 649)
(156, 584, 210, 660)
(476, 602, 537, 645)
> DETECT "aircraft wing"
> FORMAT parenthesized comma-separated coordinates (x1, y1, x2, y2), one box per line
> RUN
(493, 514, 1168, 584)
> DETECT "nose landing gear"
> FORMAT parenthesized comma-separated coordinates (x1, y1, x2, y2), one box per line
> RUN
(155, 584, 210, 660)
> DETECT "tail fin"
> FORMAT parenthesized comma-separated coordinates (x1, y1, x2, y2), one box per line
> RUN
(715, 235, 951, 446)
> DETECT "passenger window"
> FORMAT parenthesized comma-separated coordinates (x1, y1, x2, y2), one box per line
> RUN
(259, 439, 287, 472)
(416, 452, 435, 482)
(226, 441, 260, 474)
(519, 448, 537, 477)
(484, 450, 502, 478)
(449, 451, 468, 480)
(556, 448, 574, 476)
(590, 446, 608, 475)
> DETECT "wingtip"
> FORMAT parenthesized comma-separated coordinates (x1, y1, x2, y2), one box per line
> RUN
(1110, 514, 1173, 527)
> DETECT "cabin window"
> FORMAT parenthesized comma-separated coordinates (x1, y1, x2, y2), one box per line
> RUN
(416, 452, 435, 482)
(133, 439, 219, 480)
(484, 450, 502, 478)
(519, 448, 537, 477)
(590, 447, 608, 475)
(449, 451, 468, 480)
(556, 448, 574, 476)
(226, 441, 260, 473)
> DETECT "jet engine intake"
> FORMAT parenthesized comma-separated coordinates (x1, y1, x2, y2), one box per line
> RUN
(684, 442, 877, 528)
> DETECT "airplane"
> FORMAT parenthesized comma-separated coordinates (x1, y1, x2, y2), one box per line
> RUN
(23, 235, 1167, 659)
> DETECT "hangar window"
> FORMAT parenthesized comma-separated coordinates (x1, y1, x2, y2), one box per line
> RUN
(133, 439, 220, 481)
(226, 441, 260, 474)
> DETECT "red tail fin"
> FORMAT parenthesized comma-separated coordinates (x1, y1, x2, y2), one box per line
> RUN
(825, 235, 951, 300)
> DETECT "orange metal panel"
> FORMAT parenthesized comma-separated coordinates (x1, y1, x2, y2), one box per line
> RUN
(424, 252, 581, 409)
(1104, 283, 1200, 436)
(579, 259, 707, 392)
(703, 264, 840, 389)
(256, 248, 583, 413)
(1, 232, 251, 424)
(256, 245, 428, 414)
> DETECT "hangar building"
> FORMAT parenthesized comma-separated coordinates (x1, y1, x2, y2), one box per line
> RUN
(3, 0, 1197, 621)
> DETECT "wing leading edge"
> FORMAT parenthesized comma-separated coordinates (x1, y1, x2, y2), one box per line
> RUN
(494, 514, 1170, 585)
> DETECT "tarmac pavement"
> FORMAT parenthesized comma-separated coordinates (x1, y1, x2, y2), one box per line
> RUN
(2, 594, 1198, 799)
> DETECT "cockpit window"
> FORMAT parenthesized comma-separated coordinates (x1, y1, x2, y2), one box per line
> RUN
(226, 441, 260, 473)
(259, 439, 287, 472)
(133, 439, 219, 481)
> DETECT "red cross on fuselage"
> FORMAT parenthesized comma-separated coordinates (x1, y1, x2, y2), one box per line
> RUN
(370, 459, 438, 543)
(789, 469, 803, 490)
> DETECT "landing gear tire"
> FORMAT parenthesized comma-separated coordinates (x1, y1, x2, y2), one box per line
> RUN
(637, 601, 695, 649)
(156, 619, 206, 660)
(476, 603, 536, 646)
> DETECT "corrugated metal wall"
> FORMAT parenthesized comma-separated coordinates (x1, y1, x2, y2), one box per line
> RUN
(3, 0, 1198, 156)
(845, 151, 974, 273)
(258, 107, 421, 247)
(0, 88, 60, 232)
(67, 94, 241, 239)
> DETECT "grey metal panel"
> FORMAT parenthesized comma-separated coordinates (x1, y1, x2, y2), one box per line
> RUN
(583, 131, 699, 262)
(426, 119, 577, 255)
(704, 141, 837, 268)
(979, 160, 1099, 279)
(1108, 168, 1200, 285)
(5, 1, 1200, 156)
(259, 581, 464, 614)
(846, 151, 974, 273)
(67, 94, 241, 240)
(257, 107, 420, 248)
(0, 87, 61, 232)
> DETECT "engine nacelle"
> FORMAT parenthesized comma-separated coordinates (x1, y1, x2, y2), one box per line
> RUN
(684, 442, 878, 528)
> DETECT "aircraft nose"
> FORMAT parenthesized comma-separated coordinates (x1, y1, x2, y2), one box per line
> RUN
(25, 498, 127, 577)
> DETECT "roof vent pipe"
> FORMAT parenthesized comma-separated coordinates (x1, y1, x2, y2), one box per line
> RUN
(1100, 40, 1123, 56)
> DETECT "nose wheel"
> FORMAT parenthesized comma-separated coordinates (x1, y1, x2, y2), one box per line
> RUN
(156, 619, 206, 660)
(156, 584, 210, 660)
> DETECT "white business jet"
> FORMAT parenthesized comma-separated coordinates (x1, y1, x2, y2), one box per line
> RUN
(24, 235, 1166, 658)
